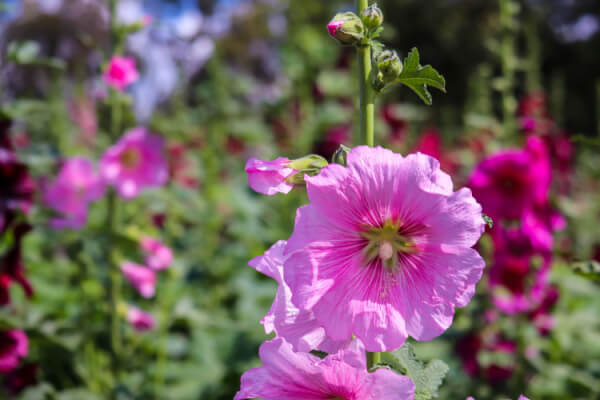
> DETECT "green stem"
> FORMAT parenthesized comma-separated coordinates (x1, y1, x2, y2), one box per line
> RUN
(357, 0, 375, 147)
(367, 351, 381, 370)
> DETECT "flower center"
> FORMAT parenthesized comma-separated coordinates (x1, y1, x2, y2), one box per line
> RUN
(120, 148, 141, 169)
(360, 218, 418, 269)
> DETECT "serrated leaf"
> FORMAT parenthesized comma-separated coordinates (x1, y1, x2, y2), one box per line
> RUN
(571, 260, 600, 282)
(395, 48, 446, 105)
(382, 343, 449, 400)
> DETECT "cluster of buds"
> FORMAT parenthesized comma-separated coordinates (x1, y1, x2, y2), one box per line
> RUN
(326, 3, 384, 46)
(327, 4, 404, 93)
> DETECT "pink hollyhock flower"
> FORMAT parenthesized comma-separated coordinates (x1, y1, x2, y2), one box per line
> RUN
(0, 330, 28, 373)
(249, 241, 348, 353)
(44, 157, 105, 230)
(140, 236, 173, 271)
(121, 261, 156, 298)
(413, 128, 457, 174)
(528, 285, 559, 335)
(100, 127, 168, 199)
(103, 56, 139, 91)
(127, 307, 155, 332)
(468, 136, 551, 221)
(522, 204, 566, 252)
(285, 146, 486, 352)
(245, 157, 297, 195)
(235, 338, 415, 400)
(489, 228, 551, 314)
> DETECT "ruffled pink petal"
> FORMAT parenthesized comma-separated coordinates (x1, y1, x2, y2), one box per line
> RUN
(245, 157, 296, 195)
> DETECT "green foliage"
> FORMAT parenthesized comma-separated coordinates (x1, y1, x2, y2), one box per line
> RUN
(394, 48, 446, 105)
(382, 343, 449, 400)
(571, 260, 600, 283)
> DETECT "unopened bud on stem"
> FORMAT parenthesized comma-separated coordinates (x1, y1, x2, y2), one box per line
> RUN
(327, 12, 365, 46)
(361, 3, 384, 30)
(376, 50, 403, 82)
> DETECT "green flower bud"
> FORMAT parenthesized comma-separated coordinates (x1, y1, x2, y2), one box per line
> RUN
(327, 12, 365, 46)
(361, 3, 384, 30)
(331, 144, 351, 166)
(375, 50, 403, 81)
(286, 154, 329, 185)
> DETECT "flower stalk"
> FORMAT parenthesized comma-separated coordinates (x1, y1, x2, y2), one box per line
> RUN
(357, 0, 375, 147)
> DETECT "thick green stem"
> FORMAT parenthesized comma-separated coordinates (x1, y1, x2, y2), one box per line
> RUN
(367, 351, 381, 370)
(357, 0, 375, 147)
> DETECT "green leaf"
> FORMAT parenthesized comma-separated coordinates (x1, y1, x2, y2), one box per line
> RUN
(571, 260, 600, 282)
(395, 48, 446, 105)
(382, 343, 449, 400)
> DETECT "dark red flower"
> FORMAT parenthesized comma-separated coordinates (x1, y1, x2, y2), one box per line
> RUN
(313, 124, 350, 160)
(456, 332, 516, 384)
(3, 363, 38, 394)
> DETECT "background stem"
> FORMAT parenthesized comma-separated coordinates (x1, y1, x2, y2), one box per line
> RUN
(357, 0, 375, 147)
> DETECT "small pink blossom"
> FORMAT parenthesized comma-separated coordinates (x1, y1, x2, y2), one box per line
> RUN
(121, 261, 156, 298)
(245, 157, 296, 195)
(44, 157, 105, 230)
(103, 56, 139, 91)
(0, 330, 28, 373)
(249, 241, 348, 353)
(127, 307, 155, 332)
(100, 127, 168, 199)
(285, 146, 486, 351)
(140, 236, 173, 270)
(235, 338, 415, 400)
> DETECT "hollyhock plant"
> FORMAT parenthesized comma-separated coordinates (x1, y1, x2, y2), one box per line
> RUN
(249, 240, 348, 353)
(285, 146, 486, 352)
(0, 330, 28, 373)
(127, 307, 155, 332)
(100, 127, 168, 199)
(121, 261, 156, 298)
(467, 396, 529, 400)
(44, 157, 105, 229)
(245, 157, 297, 195)
(140, 236, 173, 271)
(0, 223, 34, 305)
(103, 55, 139, 91)
(456, 332, 516, 384)
(3, 364, 38, 395)
(234, 338, 415, 400)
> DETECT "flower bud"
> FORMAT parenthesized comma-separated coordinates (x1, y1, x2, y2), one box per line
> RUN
(327, 12, 364, 46)
(332, 144, 351, 166)
(286, 155, 329, 185)
(375, 50, 403, 81)
(361, 3, 383, 30)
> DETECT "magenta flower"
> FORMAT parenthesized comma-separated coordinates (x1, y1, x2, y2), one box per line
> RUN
(249, 241, 348, 353)
(44, 157, 105, 229)
(285, 146, 486, 351)
(468, 136, 551, 221)
(489, 227, 551, 314)
(100, 127, 168, 199)
(121, 261, 156, 298)
(103, 56, 139, 91)
(235, 338, 415, 400)
(0, 330, 28, 373)
(127, 307, 155, 332)
(245, 157, 297, 195)
(140, 236, 173, 271)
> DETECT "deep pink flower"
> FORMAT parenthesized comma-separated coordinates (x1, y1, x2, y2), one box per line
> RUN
(413, 129, 457, 174)
(3, 363, 38, 394)
(103, 56, 139, 91)
(285, 146, 486, 351)
(245, 157, 296, 195)
(489, 227, 550, 314)
(314, 125, 351, 160)
(528, 285, 559, 335)
(127, 307, 155, 332)
(249, 241, 348, 353)
(235, 338, 415, 400)
(456, 332, 516, 384)
(140, 236, 173, 271)
(468, 136, 551, 221)
(121, 261, 156, 298)
(44, 157, 105, 230)
(0, 330, 28, 373)
(522, 204, 566, 253)
(100, 127, 168, 199)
